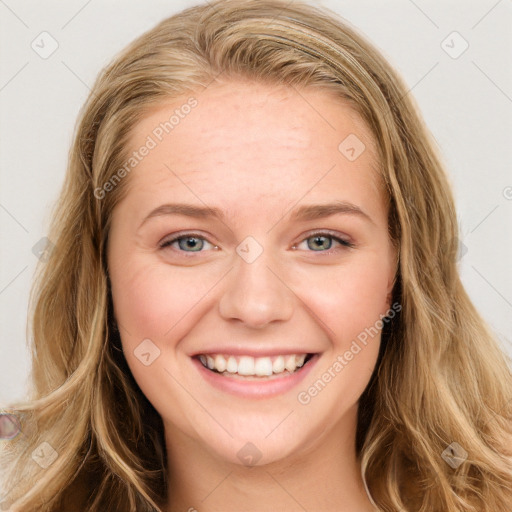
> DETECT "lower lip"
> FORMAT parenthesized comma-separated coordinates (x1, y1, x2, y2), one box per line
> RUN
(192, 355, 319, 399)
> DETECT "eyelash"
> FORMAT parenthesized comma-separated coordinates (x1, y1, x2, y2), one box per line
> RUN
(159, 231, 355, 256)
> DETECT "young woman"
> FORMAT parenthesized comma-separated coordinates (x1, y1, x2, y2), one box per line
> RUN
(1, 0, 511, 510)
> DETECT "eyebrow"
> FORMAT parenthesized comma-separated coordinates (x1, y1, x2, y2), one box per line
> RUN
(138, 200, 374, 229)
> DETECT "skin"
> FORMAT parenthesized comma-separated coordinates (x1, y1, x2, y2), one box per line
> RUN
(107, 78, 396, 512)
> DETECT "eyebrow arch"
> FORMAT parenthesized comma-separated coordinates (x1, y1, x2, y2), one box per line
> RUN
(138, 200, 374, 229)
(290, 201, 373, 224)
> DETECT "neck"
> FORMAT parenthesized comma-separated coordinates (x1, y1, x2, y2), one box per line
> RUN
(164, 409, 376, 512)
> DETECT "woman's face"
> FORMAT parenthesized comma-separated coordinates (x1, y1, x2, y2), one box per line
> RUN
(107, 79, 396, 467)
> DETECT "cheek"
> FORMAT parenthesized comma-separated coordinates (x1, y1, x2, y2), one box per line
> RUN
(108, 259, 213, 416)
(111, 247, 392, 347)
(294, 263, 390, 416)
(288, 274, 389, 438)
(110, 260, 215, 340)
(298, 257, 392, 345)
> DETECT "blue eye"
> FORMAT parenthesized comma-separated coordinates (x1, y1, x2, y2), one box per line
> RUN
(159, 233, 215, 253)
(295, 232, 355, 254)
(159, 231, 354, 255)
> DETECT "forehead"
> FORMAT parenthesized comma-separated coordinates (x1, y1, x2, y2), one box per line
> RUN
(119, 80, 384, 222)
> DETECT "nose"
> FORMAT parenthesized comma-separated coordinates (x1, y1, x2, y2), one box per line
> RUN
(218, 248, 295, 328)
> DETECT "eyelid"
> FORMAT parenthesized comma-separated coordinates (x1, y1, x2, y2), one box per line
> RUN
(159, 231, 217, 251)
(298, 228, 353, 245)
(159, 229, 355, 255)
(292, 230, 355, 252)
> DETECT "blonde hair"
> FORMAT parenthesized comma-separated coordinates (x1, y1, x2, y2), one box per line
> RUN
(1, 0, 511, 510)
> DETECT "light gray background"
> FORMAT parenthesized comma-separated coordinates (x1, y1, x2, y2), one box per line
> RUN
(1, 0, 511, 406)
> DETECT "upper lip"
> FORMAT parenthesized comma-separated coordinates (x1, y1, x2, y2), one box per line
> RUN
(190, 347, 319, 358)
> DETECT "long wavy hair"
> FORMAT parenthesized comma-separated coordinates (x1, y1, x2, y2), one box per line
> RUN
(1, 0, 511, 510)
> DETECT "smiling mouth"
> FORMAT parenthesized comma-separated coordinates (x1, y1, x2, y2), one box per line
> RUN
(195, 353, 315, 379)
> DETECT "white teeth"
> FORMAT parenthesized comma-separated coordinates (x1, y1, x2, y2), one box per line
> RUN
(284, 355, 296, 372)
(254, 357, 273, 376)
(214, 354, 227, 372)
(238, 356, 255, 376)
(198, 353, 310, 376)
(272, 356, 285, 373)
(226, 356, 238, 373)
